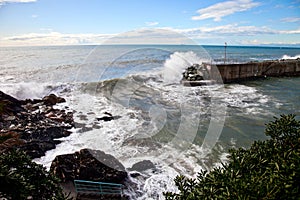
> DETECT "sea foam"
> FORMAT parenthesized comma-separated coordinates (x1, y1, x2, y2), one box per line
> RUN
(282, 54, 300, 59)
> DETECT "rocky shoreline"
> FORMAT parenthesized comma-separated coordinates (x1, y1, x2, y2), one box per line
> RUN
(0, 91, 74, 158)
(0, 90, 155, 199)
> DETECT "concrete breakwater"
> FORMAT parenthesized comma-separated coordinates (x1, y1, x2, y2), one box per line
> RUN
(206, 59, 300, 83)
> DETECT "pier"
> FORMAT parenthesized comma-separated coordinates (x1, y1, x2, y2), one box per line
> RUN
(207, 59, 300, 83)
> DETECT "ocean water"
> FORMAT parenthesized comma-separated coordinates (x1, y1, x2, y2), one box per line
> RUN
(0, 45, 300, 199)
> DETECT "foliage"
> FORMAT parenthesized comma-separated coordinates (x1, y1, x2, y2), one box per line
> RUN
(0, 149, 71, 200)
(165, 114, 300, 200)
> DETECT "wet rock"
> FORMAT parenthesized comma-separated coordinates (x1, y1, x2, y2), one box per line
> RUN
(0, 91, 25, 115)
(97, 115, 121, 122)
(96, 112, 121, 122)
(128, 160, 156, 172)
(182, 63, 206, 81)
(42, 94, 66, 106)
(104, 112, 113, 117)
(129, 172, 142, 178)
(97, 116, 114, 121)
(92, 123, 102, 129)
(50, 149, 128, 184)
(78, 114, 88, 121)
(78, 126, 93, 133)
(0, 90, 74, 159)
(20, 140, 57, 158)
(74, 122, 86, 128)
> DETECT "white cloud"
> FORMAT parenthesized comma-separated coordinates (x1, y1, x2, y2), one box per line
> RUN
(0, 29, 197, 46)
(280, 29, 300, 34)
(0, 32, 115, 46)
(192, 0, 260, 21)
(31, 14, 38, 18)
(281, 17, 300, 23)
(102, 29, 193, 45)
(171, 24, 278, 36)
(1, 26, 299, 46)
(241, 39, 300, 46)
(145, 21, 159, 26)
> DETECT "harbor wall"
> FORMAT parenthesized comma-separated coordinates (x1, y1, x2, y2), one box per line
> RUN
(210, 59, 300, 83)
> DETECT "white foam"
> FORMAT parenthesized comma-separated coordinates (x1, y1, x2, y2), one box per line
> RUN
(0, 82, 51, 100)
(162, 51, 209, 83)
(0, 81, 75, 100)
(282, 54, 300, 60)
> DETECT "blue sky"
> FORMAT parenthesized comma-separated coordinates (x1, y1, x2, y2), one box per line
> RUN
(0, 0, 299, 46)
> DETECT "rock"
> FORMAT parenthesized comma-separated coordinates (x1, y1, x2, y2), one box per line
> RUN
(96, 112, 121, 122)
(20, 140, 56, 158)
(0, 91, 25, 115)
(0, 131, 24, 152)
(78, 114, 88, 121)
(78, 126, 93, 133)
(21, 98, 43, 105)
(4, 116, 16, 121)
(129, 172, 142, 178)
(42, 94, 66, 106)
(128, 160, 156, 172)
(0, 90, 74, 159)
(97, 116, 115, 121)
(97, 115, 121, 122)
(182, 63, 205, 82)
(50, 149, 128, 184)
(92, 123, 102, 129)
(104, 112, 113, 117)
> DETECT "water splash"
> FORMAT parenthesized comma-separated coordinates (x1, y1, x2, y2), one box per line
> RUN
(162, 51, 208, 83)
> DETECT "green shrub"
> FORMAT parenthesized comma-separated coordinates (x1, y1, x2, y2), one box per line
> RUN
(0, 149, 71, 200)
(165, 114, 300, 200)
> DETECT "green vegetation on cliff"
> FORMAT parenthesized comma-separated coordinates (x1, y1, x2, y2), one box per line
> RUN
(0, 149, 70, 200)
(165, 114, 300, 200)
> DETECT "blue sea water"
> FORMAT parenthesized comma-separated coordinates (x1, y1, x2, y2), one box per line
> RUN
(0, 45, 300, 199)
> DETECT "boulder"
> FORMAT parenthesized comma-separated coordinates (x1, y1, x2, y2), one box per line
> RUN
(0, 91, 25, 115)
(182, 63, 205, 81)
(42, 94, 66, 106)
(50, 149, 128, 184)
(128, 160, 156, 172)
(20, 140, 57, 158)
(96, 112, 121, 122)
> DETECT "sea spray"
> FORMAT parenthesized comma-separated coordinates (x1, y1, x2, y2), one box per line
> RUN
(0, 81, 73, 100)
(162, 51, 209, 83)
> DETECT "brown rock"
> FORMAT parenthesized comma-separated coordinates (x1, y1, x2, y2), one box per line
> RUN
(42, 94, 66, 106)
(50, 149, 128, 184)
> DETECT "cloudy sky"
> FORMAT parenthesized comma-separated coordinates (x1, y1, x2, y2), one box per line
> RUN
(0, 0, 299, 46)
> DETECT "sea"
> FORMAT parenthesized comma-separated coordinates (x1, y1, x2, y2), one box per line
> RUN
(0, 45, 300, 199)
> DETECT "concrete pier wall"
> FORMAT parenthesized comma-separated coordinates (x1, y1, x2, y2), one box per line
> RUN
(210, 60, 300, 83)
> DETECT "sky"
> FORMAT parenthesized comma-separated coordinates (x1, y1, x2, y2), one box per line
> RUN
(0, 0, 299, 46)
